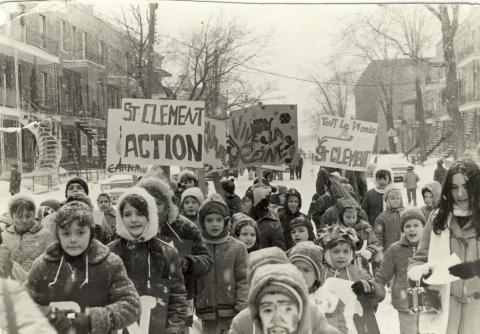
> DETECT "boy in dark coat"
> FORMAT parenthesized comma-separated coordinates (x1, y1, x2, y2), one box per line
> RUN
(25, 201, 140, 334)
(279, 188, 309, 249)
(109, 187, 187, 333)
(362, 166, 393, 227)
(221, 178, 242, 217)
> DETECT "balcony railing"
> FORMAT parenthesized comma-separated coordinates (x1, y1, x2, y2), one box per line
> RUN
(457, 43, 480, 63)
(64, 48, 105, 67)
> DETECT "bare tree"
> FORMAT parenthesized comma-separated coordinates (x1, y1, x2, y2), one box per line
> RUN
(164, 17, 273, 116)
(362, 5, 437, 161)
(424, 4, 464, 158)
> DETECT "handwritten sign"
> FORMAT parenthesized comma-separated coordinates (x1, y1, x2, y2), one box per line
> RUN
(313, 115, 377, 172)
(228, 104, 298, 168)
(204, 117, 228, 173)
(106, 99, 205, 175)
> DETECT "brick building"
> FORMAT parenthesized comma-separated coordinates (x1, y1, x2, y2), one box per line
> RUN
(0, 2, 170, 174)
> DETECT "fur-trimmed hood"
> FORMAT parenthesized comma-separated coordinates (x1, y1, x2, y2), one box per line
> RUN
(421, 181, 442, 207)
(116, 187, 159, 242)
(137, 177, 179, 226)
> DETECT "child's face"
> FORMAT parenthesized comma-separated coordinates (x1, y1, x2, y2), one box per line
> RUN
(122, 202, 149, 238)
(259, 293, 300, 334)
(376, 176, 389, 189)
(204, 213, 225, 237)
(342, 208, 357, 227)
(329, 242, 353, 270)
(423, 191, 433, 207)
(403, 219, 423, 244)
(291, 226, 309, 244)
(287, 196, 300, 213)
(183, 197, 200, 217)
(182, 179, 196, 189)
(241, 197, 253, 214)
(58, 220, 91, 257)
(66, 183, 86, 197)
(292, 259, 316, 289)
(12, 209, 36, 233)
(97, 196, 111, 212)
(451, 173, 469, 210)
(238, 225, 257, 249)
(387, 190, 402, 209)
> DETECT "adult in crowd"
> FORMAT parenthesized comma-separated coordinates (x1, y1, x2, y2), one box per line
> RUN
(408, 158, 480, 334)
(434, 159, 447, 185)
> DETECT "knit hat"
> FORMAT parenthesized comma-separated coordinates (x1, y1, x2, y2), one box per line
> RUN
(384, 183, 404, 209)
(335, 197, 360, 215)
(179, 169, 198, 184)
(8, 194, 36, 217)
(66, 192, 94, 209)
(39, 199, 62, 212)
(137, 177, 179, 225)
(55, 201, 94, 241)
(249, 264, 309, 334)
(65, 176, 89, 197)
(180, 187, 204, 208)
(289, 216, 315, 242)
(198, 193, 230, 239)
(400, 207, 426, 231)
(285, 188, 302, 211)
(288, 241, 323, 282)
(116, 187, 159, 242)
(317, 225, 363, 251)
(247, 247, 290, 285)
(221, 178, 235, 194)
(232, 212, 258, 235)
(143, 165, 170, 183)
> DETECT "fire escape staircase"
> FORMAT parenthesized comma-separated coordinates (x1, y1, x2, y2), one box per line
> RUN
(76, 117, 106, 166)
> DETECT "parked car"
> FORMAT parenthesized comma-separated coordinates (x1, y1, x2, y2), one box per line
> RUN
(367, 154, 414, 182)
(99, 175, 136, 204)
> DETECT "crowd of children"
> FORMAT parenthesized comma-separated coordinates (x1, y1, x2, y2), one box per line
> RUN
(2, 159, 480, 334)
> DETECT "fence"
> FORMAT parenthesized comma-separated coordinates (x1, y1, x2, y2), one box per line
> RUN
(59, 169, 106, 184)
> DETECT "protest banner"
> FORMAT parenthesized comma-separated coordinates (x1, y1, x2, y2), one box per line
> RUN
(204, 117, 228, 173)
(313, 115, 378, 172)
(228, 104, 298, 168)
(106, 99, 205, 175)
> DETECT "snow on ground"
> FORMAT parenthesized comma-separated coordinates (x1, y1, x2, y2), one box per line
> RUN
(0, 158, 438, 334)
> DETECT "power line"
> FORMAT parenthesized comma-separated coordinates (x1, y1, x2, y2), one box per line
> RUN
(158, 33, 416, 87)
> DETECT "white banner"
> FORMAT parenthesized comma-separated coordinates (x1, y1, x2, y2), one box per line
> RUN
(313, 115, 377, 171)
(106, 99, 205, 175)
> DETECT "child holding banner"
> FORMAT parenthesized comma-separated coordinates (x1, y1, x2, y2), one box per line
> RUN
(109, 187, 188, 333)
(318, 226, 384, 334)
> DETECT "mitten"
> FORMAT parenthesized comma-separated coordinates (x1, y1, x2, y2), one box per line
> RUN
(71, 312, 91, 334)
(408, 264, 432, 281)
(48, 308, 72, 333)
(351, 280, 373, 296)
(449, 259, 480, 279)
(356, 249, 372, 260)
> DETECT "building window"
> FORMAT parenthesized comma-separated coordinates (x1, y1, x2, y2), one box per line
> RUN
(98, 41, 104, 65)
(72, 26, 76, 53)
(41, 72, 47, 104)
(39, 15, 46, 48)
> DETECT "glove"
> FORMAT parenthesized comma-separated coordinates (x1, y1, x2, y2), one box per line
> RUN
(351, 280, 373, 296)
(449, 259, 480, 279)
(71, 312, 91, 334)
(374, 251, 384, 263)
(48, 308, 72, 333)
(408, 264, 432, 281)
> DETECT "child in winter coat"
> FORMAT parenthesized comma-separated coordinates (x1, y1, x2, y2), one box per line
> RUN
(403, 166, 420, 206)
(109, 187, 187, 333)
(25, 201, 140, 334)
(318, 225, 385, 334)
(232, 212, 260, 253)
(176, 169, 198, 203)
(289, 241, 348, 334)
(1, 194, 51, 281)
(195, 194, 248, 334)
(221, 178, 242, 216)
(288, 216, 316, 247)
(97, 193, 117, 237)
(420, 181, 441, 221)
(279, 188, 309, 249)
(246, 185, 286, 250)
(374, 184, 404, 255)
(336, 197, 381, 273)
(362, 166, 393, 227)
(229, 263, 338, 334)
(180, 187, 204, 226)
(375, 208, 426, 334)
